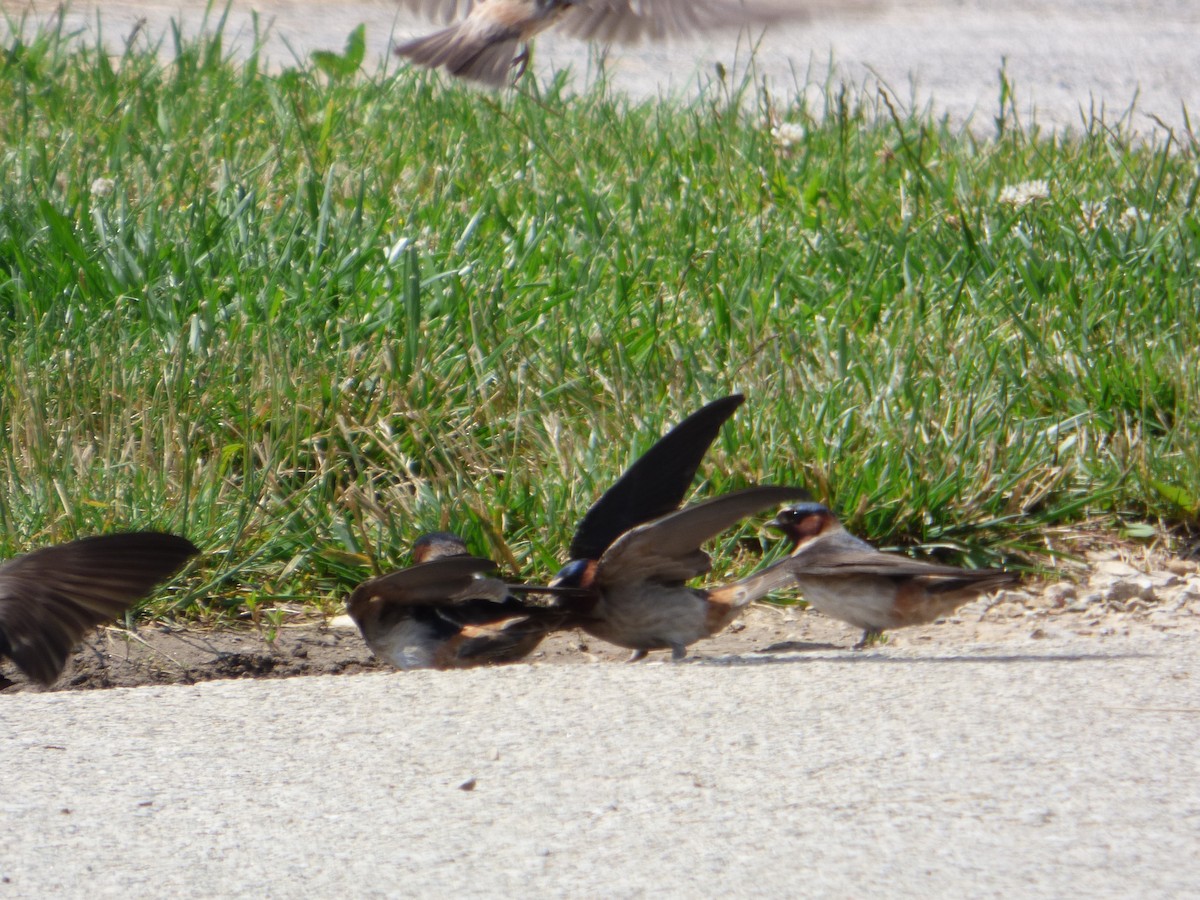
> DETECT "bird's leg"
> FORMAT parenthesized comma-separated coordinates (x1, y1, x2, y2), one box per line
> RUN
(626, 649, 648, 663)
(510, 43, 532, 83)
(854, 628, 885, 650)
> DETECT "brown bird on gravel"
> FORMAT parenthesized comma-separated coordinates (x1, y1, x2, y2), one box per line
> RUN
(0, 532, 199, 688)
(394, 0, 876, 88)
(347, 532, 582, 670)
(769, 502, 1020, 648)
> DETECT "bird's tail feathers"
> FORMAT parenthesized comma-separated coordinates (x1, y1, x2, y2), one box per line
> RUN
(396, 26, 520, 87)
(702, 558, 798, 636)
(923, 570, 1020, 596)
(451, 612, 559, 665)
(707, 558, 800, 612)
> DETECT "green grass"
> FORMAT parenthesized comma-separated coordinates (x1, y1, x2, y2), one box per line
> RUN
(1, 13, 1197, 619)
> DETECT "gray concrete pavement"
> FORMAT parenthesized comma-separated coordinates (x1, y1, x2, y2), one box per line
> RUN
(3, 634, 1199, 896)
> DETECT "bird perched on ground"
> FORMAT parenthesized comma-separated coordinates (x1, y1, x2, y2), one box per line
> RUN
(769, 502, 1020, 648)
(349, 394, 743, 667)
(545, 485, 810, 660)
(347, 531, 580, 669)
(394, 0, 872, 88)
(0, 532, 199, 689)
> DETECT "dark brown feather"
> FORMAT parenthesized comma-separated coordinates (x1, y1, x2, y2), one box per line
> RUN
(0, 533, 199, 686)
(347, 556, 502, 613)
(568, 394, 744, 561)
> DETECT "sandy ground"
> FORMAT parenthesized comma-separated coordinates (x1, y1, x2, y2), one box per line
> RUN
(0, 559, 1198, 691)
(2, 0, 1199, 133)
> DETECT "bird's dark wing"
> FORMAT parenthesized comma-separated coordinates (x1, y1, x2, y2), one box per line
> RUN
(349, 557, 505, 609)
(0, 533, 199, 686)
(568, 394, 744, 561)
(595, 485, 811, 587)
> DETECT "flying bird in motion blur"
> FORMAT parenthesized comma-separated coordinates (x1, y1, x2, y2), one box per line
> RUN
(394, 0, 873, 87)
(545, 485, 811, 660)
(0, 532, 199, 689)
(347, 531, 581, 669)
(770, 502, 1020, 648)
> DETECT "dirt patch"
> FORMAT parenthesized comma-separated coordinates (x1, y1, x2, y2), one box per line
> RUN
(1, 543, 1196, 693)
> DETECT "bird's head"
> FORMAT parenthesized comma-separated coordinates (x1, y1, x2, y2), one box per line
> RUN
(411, 532, 471, 564)
(768, 502, 842, 551)
(549, 557, 598, 591)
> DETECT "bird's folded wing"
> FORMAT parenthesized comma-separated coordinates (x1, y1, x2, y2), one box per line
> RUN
(788, 545, 1013, 581)
(350, 557, 505, 607)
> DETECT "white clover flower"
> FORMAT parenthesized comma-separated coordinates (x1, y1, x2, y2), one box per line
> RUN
(998, 179, 1050, 208)
(90, 177, 115, 197)
(771, 122, 806, 151)
(1119, 206, 1149, 228)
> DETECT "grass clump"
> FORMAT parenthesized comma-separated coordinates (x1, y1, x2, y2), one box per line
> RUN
(0, 14, 1197, 618)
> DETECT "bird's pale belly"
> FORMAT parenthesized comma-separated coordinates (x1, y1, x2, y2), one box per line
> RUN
(583, 584, 710, 651)
(363, 619, 438, 670)
(793, 575, 901, 631)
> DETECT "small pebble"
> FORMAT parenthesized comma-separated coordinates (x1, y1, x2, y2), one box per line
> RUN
(1042, 583, 1077, 607)
(1093, 560, 1139, 578)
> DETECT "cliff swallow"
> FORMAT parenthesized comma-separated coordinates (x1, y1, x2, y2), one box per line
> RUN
(394, 0, 861, 87)
(347, 532, 578, 669)
(548, 485, 811, 659)
(0, 532, 199, 688)
(770, 502, 1021, 647)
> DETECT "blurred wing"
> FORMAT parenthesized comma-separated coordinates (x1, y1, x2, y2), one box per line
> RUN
(596, 485, 811, 586)
(350, 557, 505, 608)
(0, 533, 199, 686)
(396, 0, 478, 25)
(559, 0, 861, 43)
(393, 0, 881, 38)
(568, 394, 744, 561)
